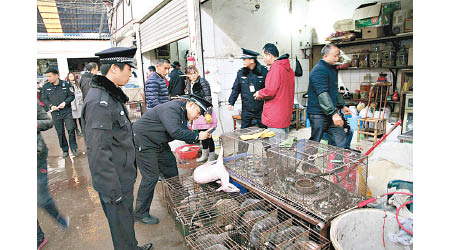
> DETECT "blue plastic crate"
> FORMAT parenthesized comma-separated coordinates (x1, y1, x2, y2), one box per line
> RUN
(230, 179, 247, 194)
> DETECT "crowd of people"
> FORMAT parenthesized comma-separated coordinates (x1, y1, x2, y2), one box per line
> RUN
(37, 42, 351, 249)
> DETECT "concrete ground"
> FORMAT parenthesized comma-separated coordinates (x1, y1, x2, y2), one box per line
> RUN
(38, 124, 376, 250)
(38, 127, 189, 250)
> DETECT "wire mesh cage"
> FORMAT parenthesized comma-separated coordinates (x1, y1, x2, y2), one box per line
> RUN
(231, 194, 330, 249)
(125, 101, 144, 123)
(163, 174, 242, 236)
(185, 225, 244, 250)
(268, 139, 368, 221)
(183, 190, 331, 250)
(223, 128, 368, 222)
(222, 127, 296, 187)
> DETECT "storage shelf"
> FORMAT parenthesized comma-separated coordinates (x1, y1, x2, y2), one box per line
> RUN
(314, 32, 413, 47)
(345, 99, 400, 104)
(340, 66, 412, 71)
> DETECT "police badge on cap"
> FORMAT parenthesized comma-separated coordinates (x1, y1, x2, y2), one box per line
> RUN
(95, 47, 137, 68)
(240, 48, 260, 59)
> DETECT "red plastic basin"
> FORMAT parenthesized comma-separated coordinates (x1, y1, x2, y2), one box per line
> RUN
(175, 145, 200, 160)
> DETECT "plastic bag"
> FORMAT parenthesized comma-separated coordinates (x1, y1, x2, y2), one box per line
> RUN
(359, 106, 372, 118)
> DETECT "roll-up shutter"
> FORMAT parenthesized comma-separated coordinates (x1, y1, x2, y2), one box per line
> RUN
(140, 0, 189, 53)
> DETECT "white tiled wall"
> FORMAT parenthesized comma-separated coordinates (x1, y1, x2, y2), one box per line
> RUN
(295, 58, 310, 106)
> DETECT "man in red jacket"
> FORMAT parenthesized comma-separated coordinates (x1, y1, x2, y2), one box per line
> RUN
(254, 43, 295, 134)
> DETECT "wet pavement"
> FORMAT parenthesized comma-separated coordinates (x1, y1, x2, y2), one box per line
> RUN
(38, 127, 188, 250)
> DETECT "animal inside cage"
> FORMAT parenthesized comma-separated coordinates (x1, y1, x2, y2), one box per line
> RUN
(183, 191, 330, 250)
(222, 127, 296, 187)
(185, 225, 244, 250)
(231, 193, 330, 249)
(223, 128, 368, 222)
(163, 174, 242, 236)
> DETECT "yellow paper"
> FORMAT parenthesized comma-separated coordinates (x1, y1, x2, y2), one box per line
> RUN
(239, 129, 275, 141)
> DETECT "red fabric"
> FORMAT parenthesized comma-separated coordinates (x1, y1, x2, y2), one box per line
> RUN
(258, 59, 295, 128)
(37, 92, 45, 107)
(165, 78, 169, 87)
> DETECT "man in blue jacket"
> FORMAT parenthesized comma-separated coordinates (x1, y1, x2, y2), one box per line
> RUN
(145, 59, 171, 109)
(307, 44, 351, 148)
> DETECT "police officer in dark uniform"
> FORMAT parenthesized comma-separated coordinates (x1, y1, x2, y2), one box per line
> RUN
(228, 48, 268, 128)
(81, 47, 152, 250)
(133, 94, 213, 224)
(40, 68, 78, 158)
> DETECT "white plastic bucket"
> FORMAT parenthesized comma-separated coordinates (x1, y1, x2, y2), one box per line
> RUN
(330, 208, 409, 250)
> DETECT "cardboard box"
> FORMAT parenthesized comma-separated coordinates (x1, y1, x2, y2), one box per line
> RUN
(392, 9, 407, 34)
(362, 27, 385, 39)
(353, 2, 400, 29)
(333, 19, 355, 32)
(408, 47, 413, 66)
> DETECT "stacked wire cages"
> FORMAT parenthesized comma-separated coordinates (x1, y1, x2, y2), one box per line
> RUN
(163, 173, 242, 236)
(184, 191, 330, 250)
(222, 129, 368, 222)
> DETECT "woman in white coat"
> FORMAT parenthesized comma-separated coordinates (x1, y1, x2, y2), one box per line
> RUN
(67, 72, 83, 136)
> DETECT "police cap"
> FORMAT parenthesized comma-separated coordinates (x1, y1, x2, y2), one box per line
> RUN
(171, 61, 181, 68)
(176, 94, 213, 116)
(95, 47, 137, 68)
(240, 48, 259, 59)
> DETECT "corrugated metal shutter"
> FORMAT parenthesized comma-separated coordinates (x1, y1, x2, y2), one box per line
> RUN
(140, 0, 189, 53)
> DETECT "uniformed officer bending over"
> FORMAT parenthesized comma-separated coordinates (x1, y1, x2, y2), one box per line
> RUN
(40, 68, 78, 158)
(82, 47, 152, 250)
(133, 94, 213, 225)
(228, 48, 268, 129)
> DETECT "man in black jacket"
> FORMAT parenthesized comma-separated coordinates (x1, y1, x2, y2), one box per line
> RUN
(82, 47, 152, 250)
(307, 44, 351, 148)
(228, 48, 268, 128)
(167, 61, 186, 98)
(133, 94, 213, 224)
(40, 68, 78, 158)
(80, 62, 98, 100)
